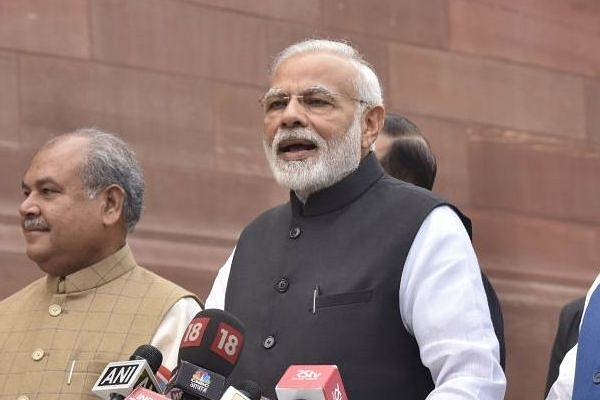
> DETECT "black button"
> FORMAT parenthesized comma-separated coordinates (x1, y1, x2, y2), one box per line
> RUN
(275, 278, 289, 293)
(593, 371, 600, 384)
(263, 335, 276, 349)
(289, 226, 301, 239)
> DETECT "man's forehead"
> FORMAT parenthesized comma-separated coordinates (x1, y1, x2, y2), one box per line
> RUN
(25, 137, 87, 180)
(270, 52, 358, 91)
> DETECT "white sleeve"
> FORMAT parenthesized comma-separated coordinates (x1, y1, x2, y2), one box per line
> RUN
(546, 272, 600, 399)
(546, 344, 576, 399)
(204, 248, 235, 310)
(150, 297, 202, 382)
(400, 206, 506, 400)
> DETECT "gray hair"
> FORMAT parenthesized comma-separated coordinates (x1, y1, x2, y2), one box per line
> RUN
(47, 128, 144, 232)
(270, 39, 384, 108)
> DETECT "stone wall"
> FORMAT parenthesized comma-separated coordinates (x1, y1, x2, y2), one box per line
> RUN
(1, 1, 599, 398)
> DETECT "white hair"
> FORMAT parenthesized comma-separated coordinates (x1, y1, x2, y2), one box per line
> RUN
(270, 39, 384, 107)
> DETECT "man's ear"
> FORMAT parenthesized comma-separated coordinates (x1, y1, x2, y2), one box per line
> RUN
(100, 185, 125, 227)
(361, 104, 385, 157)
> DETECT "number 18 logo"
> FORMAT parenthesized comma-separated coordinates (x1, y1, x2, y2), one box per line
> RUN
(210, 321, 244, 364)
(180, 317, 209, 348)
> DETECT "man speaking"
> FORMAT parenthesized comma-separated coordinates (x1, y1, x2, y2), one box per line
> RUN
(205, 38, 505, 399)
(0, 129, 202, 399)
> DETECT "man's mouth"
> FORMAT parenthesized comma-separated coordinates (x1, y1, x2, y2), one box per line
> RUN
(277, 139, 318, 160)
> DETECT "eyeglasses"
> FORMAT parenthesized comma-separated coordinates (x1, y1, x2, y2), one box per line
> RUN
(259, 87, 370, 116)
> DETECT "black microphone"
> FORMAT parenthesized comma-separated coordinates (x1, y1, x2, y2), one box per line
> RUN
(219, 379, 262, 400)
(164, 309, 246, 400)
(92, 344, 163, 399)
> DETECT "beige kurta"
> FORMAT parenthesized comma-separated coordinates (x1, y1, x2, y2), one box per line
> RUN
(0, 244, 197, 400)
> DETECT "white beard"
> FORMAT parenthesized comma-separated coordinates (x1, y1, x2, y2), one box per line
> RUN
(263, 112, 363, 198)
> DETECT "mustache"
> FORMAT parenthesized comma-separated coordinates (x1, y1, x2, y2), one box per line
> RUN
(272, 127, 324, 149)
(22, 216, 49, 231)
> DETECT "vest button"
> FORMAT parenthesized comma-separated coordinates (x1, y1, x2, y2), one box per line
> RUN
(289, 226, 301, 239)
(593, 371, 600, 384)
(48, 304, 62, 317)
(17, 395, 30, 400)
(263, 335, 276, 349)
(31, 348, 45, 361)
(275, 278, 289, 293)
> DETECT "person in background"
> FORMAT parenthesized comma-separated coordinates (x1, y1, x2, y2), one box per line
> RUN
(545, 296, 585, 395)
(0, 128, 202, 399)
(374, 112, 506, 370)
(375, 113, 436, 190)
(205, 38, 505, 400)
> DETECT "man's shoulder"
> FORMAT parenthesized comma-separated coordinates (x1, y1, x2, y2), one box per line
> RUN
(560, 296, 585, 322)
(126, 265, 200, 303)
(0, 276, 46, 307)
(243, 202, 290, 228)
(375, 174, 449, 209)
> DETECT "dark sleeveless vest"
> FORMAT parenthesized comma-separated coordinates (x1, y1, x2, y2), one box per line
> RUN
(225, 153, 452, 400)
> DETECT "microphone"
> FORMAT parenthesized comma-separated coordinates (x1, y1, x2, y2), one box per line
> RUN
(164, 309, 246, 400)
(219, 380, 262, 400)
(92, 344, 163, 400)
(125, 387, 170, 400)
(275, 365, 348, 400)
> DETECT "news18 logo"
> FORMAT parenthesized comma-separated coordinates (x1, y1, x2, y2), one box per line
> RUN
(209, 321, 244, 364)
(180, 317, 209, 348)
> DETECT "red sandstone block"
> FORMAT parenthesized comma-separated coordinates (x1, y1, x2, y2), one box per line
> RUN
(449, 0, 600, 77)
(0, 0, 89, 58)
(213, 83, 272, 178)
(315, 27, 392, 92)
(320, 0, 448, 48)
(472, 0, 600, 36)
(402, 114, 471, 206)
(187, 0, 320, 21)
(0, 147, 32, 207)
(468, 209, 600, 286)
(498, 277, 587, 400)
(387, 43, 587, 139)
(468, 131, 600, 224)
(141, 165, 286, 241)
(0, 52, 19, 145)
(18, 55, 216, 169)
(586, 79, 600, 144)
(90, 0, 271, 85)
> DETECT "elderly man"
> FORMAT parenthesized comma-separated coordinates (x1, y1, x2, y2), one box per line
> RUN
(0, 129, 202, 399)
(205, 39, 505, 399)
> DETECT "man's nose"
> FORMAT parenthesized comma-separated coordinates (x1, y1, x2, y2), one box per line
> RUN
(280, 96, 309, 129)
(19, 194, 40, 218)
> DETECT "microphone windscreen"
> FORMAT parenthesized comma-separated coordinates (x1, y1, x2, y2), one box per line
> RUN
(130, 344, 163, 374)
(178, 308, 246, 377)
(235, 380, 261, 400)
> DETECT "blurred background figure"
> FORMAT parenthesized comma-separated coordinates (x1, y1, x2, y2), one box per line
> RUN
(375, 113, 436, 190)
(545, 296, 585, 396)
